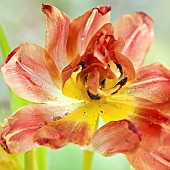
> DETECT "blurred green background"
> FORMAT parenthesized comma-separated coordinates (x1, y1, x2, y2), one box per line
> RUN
(0, 0, 170, 170)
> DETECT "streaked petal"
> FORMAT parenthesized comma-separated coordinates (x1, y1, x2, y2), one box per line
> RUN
(42, 4, 71, 72)
(127, 148, 170, 170)
(130, 107, 170, 152)
(91, 120, 141, 156)
(100, 97, 170, 153)
(0, 103, 82, 153)
(129, 63, 170, 103)
(1, 43, 62, 103)
(34, 102, 99, 149)
(114, 12, 154, 68)
(135, 97, 170, 114)
(67, 6, 111, 60)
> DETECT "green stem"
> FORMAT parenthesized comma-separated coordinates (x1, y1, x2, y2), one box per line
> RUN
(25, 150, 38, 170)
(82, 150, 94, 170)
(82, 115, 100, 170)
(36, 147, 47, 170)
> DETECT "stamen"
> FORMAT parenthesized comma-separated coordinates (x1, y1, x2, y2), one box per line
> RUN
(98, 77, 128, 97)
(117, 76, 128, 86)
(111, 77, 128, 94)
(116, 64, 123, 78)
(87, 90, 101, 100)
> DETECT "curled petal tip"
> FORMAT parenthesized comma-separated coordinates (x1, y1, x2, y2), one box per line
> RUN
(138, 11, 153, 26)
(95, 6, 111, 15)
(5, 46, 20, 64)
(42, 4, 52, 14)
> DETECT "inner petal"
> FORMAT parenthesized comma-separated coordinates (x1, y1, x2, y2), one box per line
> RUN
(62, 22, 135, 101)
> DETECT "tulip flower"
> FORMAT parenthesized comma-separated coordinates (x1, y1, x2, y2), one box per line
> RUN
(1, 4, 170, 170)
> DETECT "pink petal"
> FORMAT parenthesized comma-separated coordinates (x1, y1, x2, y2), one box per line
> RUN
(0, 103, 80, 153)
(34, 119, 91, 149)
(42, 4, 71, 72)
(114, 12, 154, 69)
(66, 6, 111, 60)
(91, 120, 141, 156)
(129, 63, 170, 103)
(1, 43, 62, 103)
(127, 148, 170, 170)
(130, 107, 170, 152)
(34, 103, 99, 149)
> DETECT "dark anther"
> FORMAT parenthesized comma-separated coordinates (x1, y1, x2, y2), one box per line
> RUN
(117, 77, 128, 86)
(116, 64, 123, 77)
(111, 77, 128, 95)
(101, 79, 106, 88)
(87, 90, 101, 100)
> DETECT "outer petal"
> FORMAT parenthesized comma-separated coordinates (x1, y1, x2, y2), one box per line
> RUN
(42, 4, 71, 72)
(1, 43, 63, 103)
(34, 102, 99, 149)
(129, 63, 170, 103)
(114, 12, 154, 68)
(127, 148, 170, 170)
(0, 103, 83, 153)
(99, 97, 170, 153)
(130, 107, 170, 152)
(135, 97, 170, 114)
(66, 6, 111, 60)
(91, 120, 141, 156)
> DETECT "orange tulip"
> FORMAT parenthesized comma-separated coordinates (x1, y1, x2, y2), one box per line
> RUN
(1, 4, 170, 170)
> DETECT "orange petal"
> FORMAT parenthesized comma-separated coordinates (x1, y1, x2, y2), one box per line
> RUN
(0, 104, 78, 153)
(127, 148, 170, 170)
(136, 98, 170, 113)
(34, 102, 99, 149)
(130, 107, 170, 152)
(67, 6, 111, 60)
(1, 43, 62, 103)
(91, 120, 141, 156)
(129, 63, 170, 103)
(114, 12, 154, 69)
(42, 4, 71, 72)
